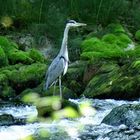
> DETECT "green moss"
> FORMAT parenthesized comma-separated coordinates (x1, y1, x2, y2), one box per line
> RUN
(106, 23, 126, 33)
(135, 30, 140, 41)
(125, 45, 140, 58)
(131, 59, 140, 69)
(102, 34, 118, 44)
(0, 36, 17, 54)
(81, 37, 101, 52)
(81, 38, 125, 60)
(8, 63, 47, 87)
(1, 86, 15, 98)
(81, 52, 103, 60)
(0, 73, 8, 84)
(29, 48, 44, 62)
(81, 30, 134, 61)
(112, 76, 136, 94)
(117, 33, 132, 45)
(83, 68, 121, 98)
(8, 50, 33, 64)
(0, 36, 35, 65)
(0, 46, 8, 67)
(0, 64, 22, 71)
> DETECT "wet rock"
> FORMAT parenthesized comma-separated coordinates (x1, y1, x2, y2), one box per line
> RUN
(78, 124, 114, 140)
(78, 123, 140, 140)
(0, 36, 48, 99)
(0, 114, 25, 126)
(118, 124, 128, 131)
(30, 128, 71, 140)
(124, 129, 135, 135)
(102, 129, 140, 140)
(64, 60, 87, 95)
(102, 104, 140, 127)
(134, 125, 140, 130)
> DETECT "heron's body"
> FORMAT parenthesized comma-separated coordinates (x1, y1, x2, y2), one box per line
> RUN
(45, 20, 86, 98)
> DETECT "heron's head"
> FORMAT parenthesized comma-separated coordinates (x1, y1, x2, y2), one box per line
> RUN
(66, 20, 86, 28)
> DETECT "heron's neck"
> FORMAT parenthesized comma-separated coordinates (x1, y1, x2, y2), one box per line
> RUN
(59, 25, 70, 55)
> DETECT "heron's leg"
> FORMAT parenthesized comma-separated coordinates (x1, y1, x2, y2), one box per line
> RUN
(53, 80, 57, 96)
(59, 75, 62, 99)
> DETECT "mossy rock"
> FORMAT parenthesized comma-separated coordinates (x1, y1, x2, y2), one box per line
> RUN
(0, 36, 44, 64)
(106, 23, 126, 33)
(111, 76, 136, 96)
(8, 63, 47, 93)
(0, 36, 32, 64)
(44, 86, 77, 99)
(29, 48, 44, 62)
(83, 60, 140, 99)
(131, 60, 140, 69)
(81, 42, 125, 60)
(116, 33, 132, 45)
(63, 61, 87, 95)
(83, 70, 121, 98)
(0, 85, 16, 99)
(102, 33, 132, 47)
(0, 73, 8, 84)
(0, 36, 18, 54)
(81, 37, 101, 52)
(102, 104, 140, 127)
(135, 30, 140, 41)
(82, 62, 121, 98)
(102, 34, 118, 44)
(80, 31, 134, 61)
(0, 46, 8, 67)
(8, 50, 33, 64)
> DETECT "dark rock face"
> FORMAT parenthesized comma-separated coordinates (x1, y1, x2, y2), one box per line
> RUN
(102, 104, 140, 127)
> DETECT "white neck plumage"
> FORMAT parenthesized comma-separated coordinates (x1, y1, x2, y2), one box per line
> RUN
(59, 25, 70, 56)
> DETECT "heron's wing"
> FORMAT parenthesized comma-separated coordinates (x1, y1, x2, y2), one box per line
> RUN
(45, 57, 65, 89)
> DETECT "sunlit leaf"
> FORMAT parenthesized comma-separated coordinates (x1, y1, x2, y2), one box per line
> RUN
(1, 16, 13, 28)
(22, 92, 39, 104)
(21, 135, 34, 140)
(38, 128, 50, 138)
(53, 107, 79, 119)
(79, 102, 96, 117)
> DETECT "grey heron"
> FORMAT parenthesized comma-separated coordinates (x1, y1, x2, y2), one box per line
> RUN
(45, 20, 86, 98)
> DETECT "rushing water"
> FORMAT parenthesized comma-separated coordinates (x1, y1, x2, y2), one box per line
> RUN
(0, 98, 140, 140)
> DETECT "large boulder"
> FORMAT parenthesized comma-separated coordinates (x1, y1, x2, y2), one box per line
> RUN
(0, 36, 47, 99)
(80, 24, 140, 99)
(102, 103, 140, 127)
(82, 60, 140, 99)
(63, 60, 87, 95)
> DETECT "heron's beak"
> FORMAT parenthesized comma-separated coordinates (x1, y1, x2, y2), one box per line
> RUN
(76, 22, 87, 26)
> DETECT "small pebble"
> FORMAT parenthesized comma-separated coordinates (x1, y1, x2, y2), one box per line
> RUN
(119, 124, 128, 131)
(124, 129, 135, 135)
(134, 125, 140, 130)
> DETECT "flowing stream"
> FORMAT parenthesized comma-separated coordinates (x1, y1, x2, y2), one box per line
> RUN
(0, 98, 140, 140)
